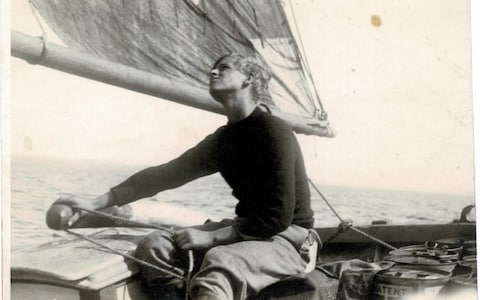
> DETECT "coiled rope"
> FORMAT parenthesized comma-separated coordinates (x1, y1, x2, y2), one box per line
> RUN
(308, 178, 398, 251)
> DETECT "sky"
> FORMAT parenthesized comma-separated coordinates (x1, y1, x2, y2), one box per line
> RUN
(8, 0, 476, 195)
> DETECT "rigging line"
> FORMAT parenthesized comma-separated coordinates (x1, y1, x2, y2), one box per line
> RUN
(71, 205, 175, 234)
(286, 0, 313, 78)
(286, 0, 326, 115)
(348, 227, 398, 251)
(64, 229, 186, 280)
(185, 250, 195, 300)
(27, 0, 49, 65)
(322, 223, 397, 251)
(308, 178, 345, 223)
(280, 1, 318, 115)
(227, 1, 323, 112)
(308, 178, 398, 250)
(28, 0, 47, 39)
(206, 2, 309, 104)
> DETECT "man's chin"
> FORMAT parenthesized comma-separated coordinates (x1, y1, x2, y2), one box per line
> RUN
(209, 89, 224, 104)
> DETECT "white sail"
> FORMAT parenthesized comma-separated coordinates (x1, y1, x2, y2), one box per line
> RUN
(14, 0, 334, 137)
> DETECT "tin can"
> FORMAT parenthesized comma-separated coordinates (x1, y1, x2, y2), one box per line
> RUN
(370, 266, 451, 300)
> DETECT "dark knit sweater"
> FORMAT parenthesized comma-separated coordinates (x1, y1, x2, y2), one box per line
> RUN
(110, 108, 314, 238)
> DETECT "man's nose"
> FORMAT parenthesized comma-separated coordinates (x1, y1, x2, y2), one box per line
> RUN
(210, 69, 219, 76)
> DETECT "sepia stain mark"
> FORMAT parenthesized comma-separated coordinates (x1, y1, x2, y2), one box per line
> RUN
(24, 136, 33, 151)
(370, 15, 382, 27)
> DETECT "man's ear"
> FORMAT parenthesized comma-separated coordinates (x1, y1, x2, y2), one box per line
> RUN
(242, 73, 254, 88)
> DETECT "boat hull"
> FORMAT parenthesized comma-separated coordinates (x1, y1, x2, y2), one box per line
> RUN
(11, 222, 476, 300)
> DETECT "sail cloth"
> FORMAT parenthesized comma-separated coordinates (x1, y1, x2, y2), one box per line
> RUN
(29, 0, 324, 123)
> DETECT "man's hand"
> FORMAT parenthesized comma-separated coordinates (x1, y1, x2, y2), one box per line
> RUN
(53, 194, 97, 209)
(47, 192, 114, 230)
(173, 228, 215, 251)
(173, 226, 242, 251)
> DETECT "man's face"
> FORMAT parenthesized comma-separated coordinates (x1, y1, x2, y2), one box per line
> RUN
(209, 57, 248, 98)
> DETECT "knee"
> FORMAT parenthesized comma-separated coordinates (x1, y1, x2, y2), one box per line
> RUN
(190, 247, 237, 300)
(202, 246, 231, 266)
(134, 230, 183, 285)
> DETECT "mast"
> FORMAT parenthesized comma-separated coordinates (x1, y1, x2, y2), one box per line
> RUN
(11, 31, 335, 137)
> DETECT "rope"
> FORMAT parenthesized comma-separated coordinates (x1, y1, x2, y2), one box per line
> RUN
(286, 0, 327, 119)
(71, 205, 175, 234)
(64, 229, 186, 281)
(348, 227, 397, 251)
(28, 0, 49, 65)
(64, 208, 199, 286)
(185, 250, 195, 300)
(308, 178, 345, 223)
(322, 220, 353, 245)
(308, 178, 398, 250)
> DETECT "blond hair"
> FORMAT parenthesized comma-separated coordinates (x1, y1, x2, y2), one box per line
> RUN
(213, 53, 273, 104)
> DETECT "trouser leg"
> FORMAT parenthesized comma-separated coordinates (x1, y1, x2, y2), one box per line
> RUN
(134, 221, 234, 286)
(189, 235, 308, 300)
(134, 230, 186, 287)
(134, 224, 317, 300)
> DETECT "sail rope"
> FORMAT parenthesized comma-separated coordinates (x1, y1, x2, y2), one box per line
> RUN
(286, 0, 327, 120)
(64, 229, 187, 281)
(76, 181, 397, 252)
(27, 0, 49, 65)
(308, 178, 398, 250)
(64, 206, 196, 287)
(185, 250, 195, 300)
(70, 205, 175, 234)
(63, 181, 397, 289)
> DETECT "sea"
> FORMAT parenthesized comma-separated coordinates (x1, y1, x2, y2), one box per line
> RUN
(10, 156, 475, 253)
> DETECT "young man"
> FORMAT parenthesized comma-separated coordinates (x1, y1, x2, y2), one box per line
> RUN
(52, 53, 319, 300)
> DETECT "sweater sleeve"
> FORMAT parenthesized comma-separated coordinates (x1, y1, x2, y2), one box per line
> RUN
(234, 126, 297, 238)
(110, 130, 221, 206)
